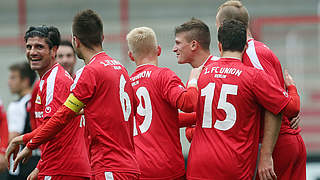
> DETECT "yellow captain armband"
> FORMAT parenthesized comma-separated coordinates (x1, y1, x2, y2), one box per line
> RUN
(64, 94, 85, 113)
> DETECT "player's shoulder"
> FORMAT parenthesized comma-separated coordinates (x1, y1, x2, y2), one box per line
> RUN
(252, 40, 274, 55)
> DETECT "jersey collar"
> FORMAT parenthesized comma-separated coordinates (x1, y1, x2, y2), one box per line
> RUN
(89, 51, 105, 64)
(40, 63, 59, 79)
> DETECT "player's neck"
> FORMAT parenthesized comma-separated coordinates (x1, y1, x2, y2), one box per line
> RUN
(83, 46, 103, 65)
(191, 50, 211, 68)
(19, 88, 32, 97)
(221, 51, 243, 61)
(136, 56, 158, 67)
(247, 28, 253, 39)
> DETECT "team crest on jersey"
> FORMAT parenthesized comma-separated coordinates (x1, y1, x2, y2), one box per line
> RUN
(35, 94, 41, 104)
(45, 106, 51, 113)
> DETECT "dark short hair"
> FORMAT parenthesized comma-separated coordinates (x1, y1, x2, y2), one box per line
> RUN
(218, 19, 247, 52)
(60, 40, 75, 54)
(9, 62, 37, 86)
(72, 9, 103, 49)
(174, 18, 211, 50)
(24, 25, 61, 49)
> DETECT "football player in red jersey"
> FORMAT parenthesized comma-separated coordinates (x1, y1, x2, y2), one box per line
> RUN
(216, 1, 306, 179)
(127, 27, 201, 179)
(187, 19, 299, 180)
(173, 18, 220, 141)
(9, 9, 140, 180)
(6, 25, 91, 180)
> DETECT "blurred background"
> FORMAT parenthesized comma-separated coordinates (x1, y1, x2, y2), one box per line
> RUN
(0, 0, 319, 178)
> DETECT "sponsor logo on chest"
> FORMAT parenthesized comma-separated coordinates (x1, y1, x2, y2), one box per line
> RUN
(35, 111, 43, 118)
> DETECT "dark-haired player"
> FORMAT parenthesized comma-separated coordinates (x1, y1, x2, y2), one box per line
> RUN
(11, 10, 140, 180)
(6, 25, 90, 180)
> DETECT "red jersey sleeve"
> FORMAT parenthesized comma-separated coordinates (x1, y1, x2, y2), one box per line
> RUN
(70, 67, 96, 104)
(157, 68, 187, 108)
(253, 70, 291, 115)
(27, 105, 76, 150)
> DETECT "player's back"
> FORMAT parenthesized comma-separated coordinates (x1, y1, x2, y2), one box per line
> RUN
(35, 64, 90, 177)
(187, 57, 290, 180)
(130, 64, 185, 179)
(243, 38, 300, 135)
(71, 52, 139, 175)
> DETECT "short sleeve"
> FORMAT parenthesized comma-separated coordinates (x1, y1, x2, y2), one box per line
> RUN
(43, 67, 73, 119)
(253, 70, 291, 115)
(71, 66, 97, 104)
(158, 68, 187, 107)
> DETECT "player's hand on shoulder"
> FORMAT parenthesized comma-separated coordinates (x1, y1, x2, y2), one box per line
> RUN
(284, 69, 295, 87)
(290, 112, 301, 130)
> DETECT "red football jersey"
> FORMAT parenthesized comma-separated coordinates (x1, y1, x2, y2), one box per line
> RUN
(70, 52, 139, 175)
(34, 63, 90, 177)
(187, 58, 291, 179)
(131, 64, 186, 179)
(243, 38, 300, 135)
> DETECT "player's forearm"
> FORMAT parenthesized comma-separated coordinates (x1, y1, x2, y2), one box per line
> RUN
(178, 112, 196, 127)
(260, 111, 282, 156)
(27, 105, 76, 150)
(282, 85, 300, 118)
(22, 124, 43, 144)
(176, 87, 198, 113)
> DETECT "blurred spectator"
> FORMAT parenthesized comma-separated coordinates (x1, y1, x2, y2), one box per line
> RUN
(7, 62, 40, 180)
(56, 40, 77, 77)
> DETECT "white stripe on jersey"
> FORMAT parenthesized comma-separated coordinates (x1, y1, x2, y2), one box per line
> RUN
(246, 40, 264, 70)
(44, 176, 52, 180)
(104, 172, 114, 180)
(70, 67, 84, 91)
(40, 80, 44, 92)
(46, 66, 59, 106)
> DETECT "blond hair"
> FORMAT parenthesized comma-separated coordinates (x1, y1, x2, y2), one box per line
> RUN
(126, 27, 158, 58)
(217, 0, 249, 28)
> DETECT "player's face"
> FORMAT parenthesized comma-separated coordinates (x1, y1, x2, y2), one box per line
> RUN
(8, 70, 23, 94)
(173, 32, 194, 64)
(26, 37, 55, 76)
(56, 45, 76, 75)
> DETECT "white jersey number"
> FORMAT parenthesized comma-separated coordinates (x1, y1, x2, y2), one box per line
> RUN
(134, 86, 152, 136)
(120, 74, 132, 122)
(201, 83, 238, 130)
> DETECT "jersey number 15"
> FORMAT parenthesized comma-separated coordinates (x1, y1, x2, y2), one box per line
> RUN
(201, 83, 238, 131)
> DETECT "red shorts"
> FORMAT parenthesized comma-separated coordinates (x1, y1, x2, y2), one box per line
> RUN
(38, 175, 90, 180)
(91, 172, 139, 180)
(272, 133, 306, 180)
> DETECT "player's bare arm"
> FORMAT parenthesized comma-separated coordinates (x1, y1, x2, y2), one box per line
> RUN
(258, 111, 281, 180)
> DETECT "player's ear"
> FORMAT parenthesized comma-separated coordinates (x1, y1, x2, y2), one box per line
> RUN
(128, 51, 135, 62)
(218, 42, 223, 56)
(157, 45, 161, 56)
(73, 36, 80, 48)
(191, 40, 198, 51)
(101, 34, 104, 42)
